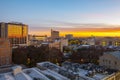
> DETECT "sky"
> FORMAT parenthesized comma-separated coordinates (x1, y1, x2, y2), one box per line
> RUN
(1, 0, 120, 37)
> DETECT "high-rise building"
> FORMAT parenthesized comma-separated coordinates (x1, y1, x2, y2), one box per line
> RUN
(51, 29, 59, 39)
(0, 38, 12, 66)
(0, 22, 28, 46)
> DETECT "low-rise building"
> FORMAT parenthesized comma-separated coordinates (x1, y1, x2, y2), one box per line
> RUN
(49, 39, 68, 52)
(0, 61, 120, 80)
(38, 61, 120, 80)
(99, 51, 120, 70)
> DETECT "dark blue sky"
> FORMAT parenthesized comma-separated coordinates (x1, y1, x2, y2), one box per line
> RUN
(1, 0, 120, 28)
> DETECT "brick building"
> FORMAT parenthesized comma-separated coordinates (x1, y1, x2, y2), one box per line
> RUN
(0, 38, 12, 66)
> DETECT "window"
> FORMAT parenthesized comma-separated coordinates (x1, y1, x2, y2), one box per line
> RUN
(115, 61, 117, 65)
(109, 60, 111, 64)
(103, 60, 104, 62)
(106, 60, 107, 62)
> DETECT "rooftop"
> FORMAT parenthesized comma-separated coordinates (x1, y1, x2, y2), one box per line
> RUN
(0, 22, 27, 26)
(0, 65, 69, 80)
(105, 51, 120, 59)
(0, 62, 118, 80)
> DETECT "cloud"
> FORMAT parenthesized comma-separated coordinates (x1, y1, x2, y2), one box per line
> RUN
(33, 20, 117, 28)
(28, 20, 120, 36)
(29, 24, 120, 32)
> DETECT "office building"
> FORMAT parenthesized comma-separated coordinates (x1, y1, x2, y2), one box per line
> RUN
(0, 22, 28, 46)
(0, 38, 12, 66)
(51, 29, 59, 39)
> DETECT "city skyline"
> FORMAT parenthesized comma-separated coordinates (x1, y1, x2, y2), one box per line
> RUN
(1, 0, 120, 37)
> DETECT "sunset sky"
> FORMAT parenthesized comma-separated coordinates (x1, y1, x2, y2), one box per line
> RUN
(1, 0, 120, 37)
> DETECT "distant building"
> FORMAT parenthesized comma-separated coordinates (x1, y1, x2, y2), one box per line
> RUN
(95, 37, 120, 46)
(65, 34, 73, 40)
(49, 39, 68, 52)
(83, 37, 120, 46)
(29, 35, 47, 41)
(51, 29, 59, 39)
(49, 41, 60, 49)
(99, 51, 120, 70)
(0, 22, 28, 46)
(87, 38, 95, 45)
(28, 35, 47, 46)
(0, 38, 12, 66)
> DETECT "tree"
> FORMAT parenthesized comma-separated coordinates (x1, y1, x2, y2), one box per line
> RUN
(47, 47, 63, 64)
(12, 45, 63, 67)
(12, 48, 27, 65)
(70, 46, 104, 64)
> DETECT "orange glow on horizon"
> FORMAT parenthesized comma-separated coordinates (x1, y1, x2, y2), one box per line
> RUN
(29, 27, 120, 37)
(29, 31, 120, 37)
(60, 31, 120, 37)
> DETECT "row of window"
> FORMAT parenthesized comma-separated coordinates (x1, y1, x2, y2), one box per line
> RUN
(9, 37, 27, 44)
(103, 59, 117, 65)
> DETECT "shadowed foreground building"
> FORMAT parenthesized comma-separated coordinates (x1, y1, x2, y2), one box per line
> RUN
(0, 38, 12, 66)
(0, 22, 28, 46)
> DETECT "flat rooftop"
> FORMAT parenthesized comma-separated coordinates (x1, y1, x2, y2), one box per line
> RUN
(0, 65, 69, 80)
(37, 61, 117, 80)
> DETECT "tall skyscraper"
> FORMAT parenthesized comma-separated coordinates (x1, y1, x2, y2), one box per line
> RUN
(0, 38, 12, 66)
(51, 29, 59, 39)
(0, 22, 28, 46)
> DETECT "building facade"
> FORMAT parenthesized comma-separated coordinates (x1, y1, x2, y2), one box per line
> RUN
(49, 39, 68, 52)
(51, 29, 59, 39)
(99, 51, 120, 70)
(94, 37, 120, 46)
(0, 22, 28, 46)
(0, 38, 12, 66)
